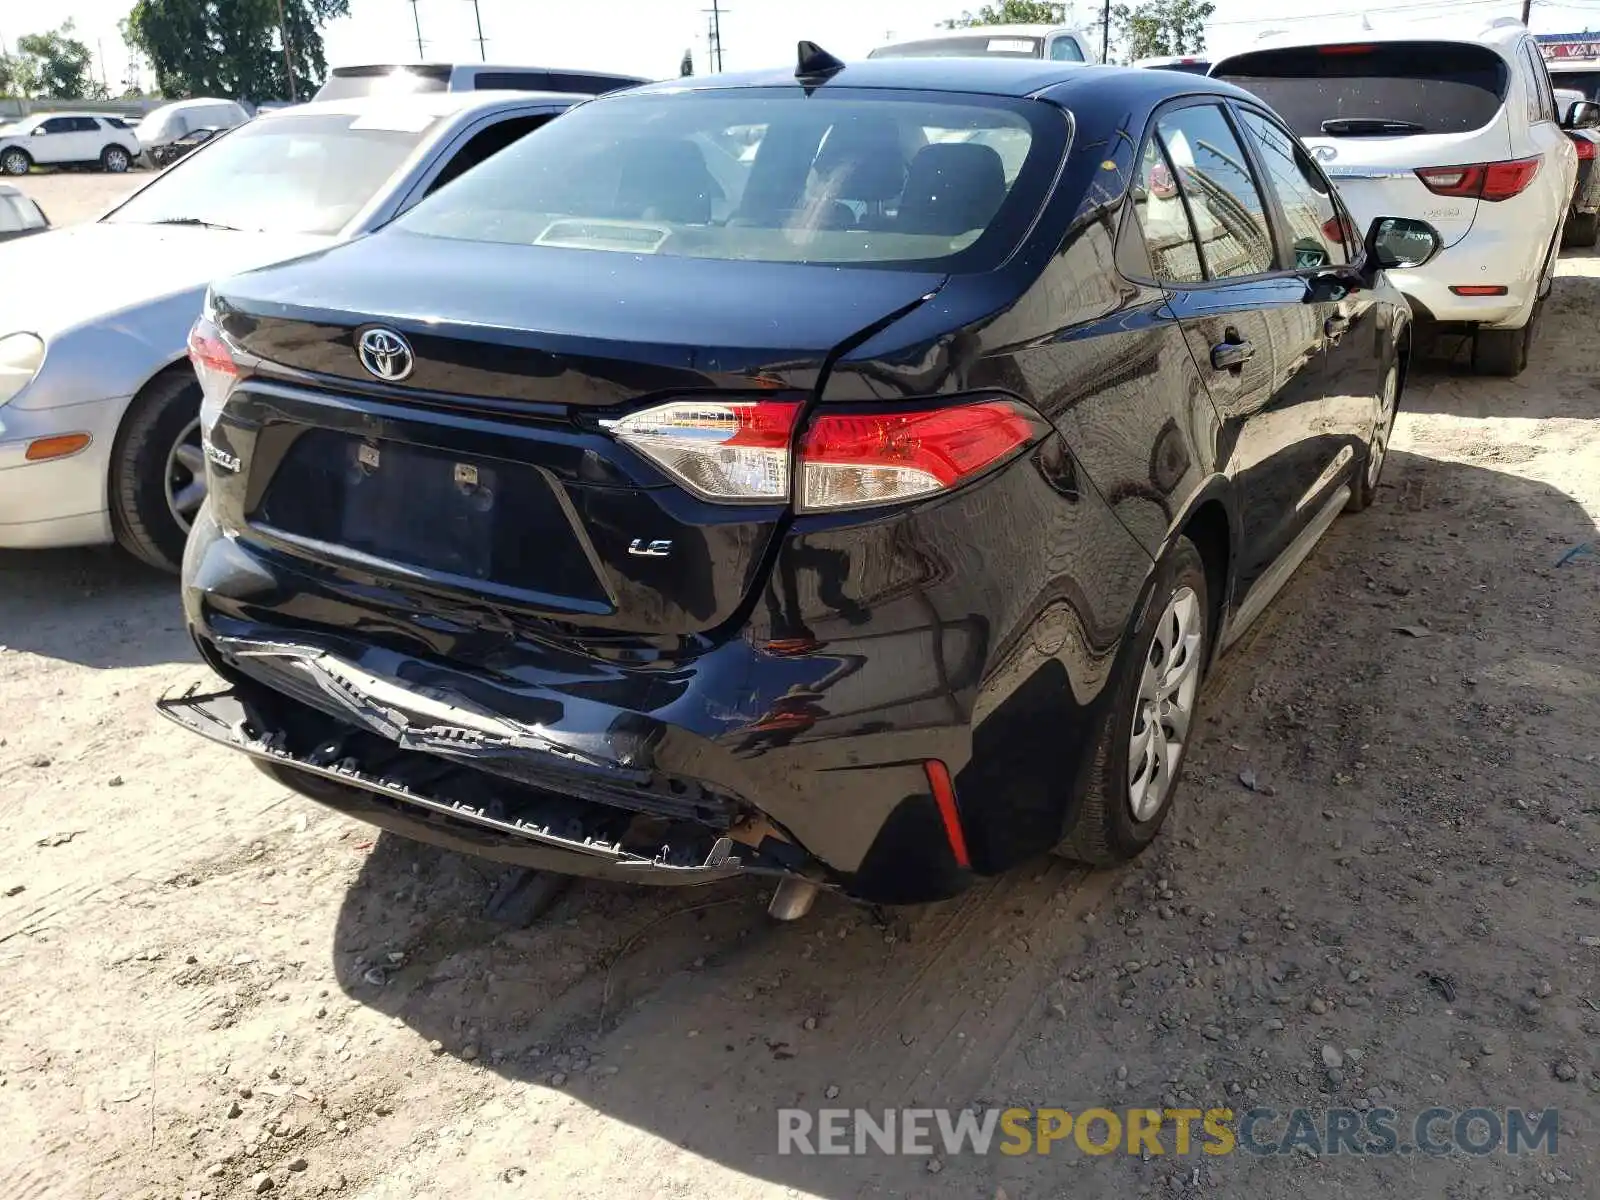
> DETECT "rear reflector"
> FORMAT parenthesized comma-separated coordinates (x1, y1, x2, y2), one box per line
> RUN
(608, 395, 1045, 511)
(25, 433, 91, 462)
(1449, 285, 1509, 296)
(1416, 156, 1542, 202)
(924, 759, 970, 869)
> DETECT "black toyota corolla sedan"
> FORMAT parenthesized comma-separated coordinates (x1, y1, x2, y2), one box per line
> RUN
(164, 49, 1440, 912)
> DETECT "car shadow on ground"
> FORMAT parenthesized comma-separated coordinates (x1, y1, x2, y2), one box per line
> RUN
(0, 547, 193, 668)
(327, 441, 1600, 1197)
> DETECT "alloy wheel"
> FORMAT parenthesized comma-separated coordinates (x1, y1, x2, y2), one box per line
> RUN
(1368, 365, 1398, 490)
(105, 148, 129, 173)
(1, 150, 27, 176)
(1127, 585, 1204, 822)
(164, 417, 206, 534)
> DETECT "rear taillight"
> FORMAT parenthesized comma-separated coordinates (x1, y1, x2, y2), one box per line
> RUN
(1577, 138, 1597, 162)
(799, 402, 1040, 511)
(1416, 156, 1542, 202)
(606, 395, 1045, 511)
(605, 400, 801, 502)
(187, 313, 238, 410)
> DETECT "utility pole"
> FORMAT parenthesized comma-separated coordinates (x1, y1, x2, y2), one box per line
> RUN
(1521, 0, 1532, 25)
(97, 38, 110, 94)
(409, 0, 425, 60)
(1102, 0, 1111, 64)
(275, 0, 298, 102)
(703, 1, 727, 72)
(466, 0, 487, 61)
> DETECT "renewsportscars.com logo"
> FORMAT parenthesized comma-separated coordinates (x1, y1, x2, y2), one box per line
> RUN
(777, 1107, 1560, 1158)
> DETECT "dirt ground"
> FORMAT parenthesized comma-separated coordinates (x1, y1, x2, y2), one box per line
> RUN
(2, 178, 1598, 1200)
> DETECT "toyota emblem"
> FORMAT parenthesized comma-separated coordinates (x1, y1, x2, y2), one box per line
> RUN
(1313, 145, 1337, 163)
(357, 327, 414, 381)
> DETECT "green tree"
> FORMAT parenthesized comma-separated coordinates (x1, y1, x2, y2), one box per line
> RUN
(125, 0, 350, 101)
(0, 54, 15, 98)
(10, 21, 106, 99)
(944, 2, 1075, 28)
(1111, 0, 1215, 62)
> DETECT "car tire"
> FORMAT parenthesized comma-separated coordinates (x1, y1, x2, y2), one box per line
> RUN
(1, 147, 30, 176)
(1472, 303, 1540, 378)
(1563, 211, 1599, 249)
(100, 145, 131, 173)
(109, 371, 206, 573)
(1346, 360, 1399, 513)
(1054, 535, 1210, 866)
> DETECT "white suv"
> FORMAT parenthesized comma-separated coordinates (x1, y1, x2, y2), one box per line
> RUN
(1213, 18, 1582, 375)
(0, 113, 142, 176)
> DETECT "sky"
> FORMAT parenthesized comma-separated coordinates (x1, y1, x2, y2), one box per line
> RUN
(8, 0, 1600, 92)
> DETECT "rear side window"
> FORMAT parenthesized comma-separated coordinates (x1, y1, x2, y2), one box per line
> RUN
(1130, 135, 1205, 283)
(393, 89, 1066, 272)
(1215, 42, 1510, 138)
(1521, 42, 1557, 123)
(1236, 108, 1349, 268)
(1156, 104, 1275, 278)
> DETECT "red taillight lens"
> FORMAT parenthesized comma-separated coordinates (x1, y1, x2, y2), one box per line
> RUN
(187, 313, 238, 416)
(1416, 156, 1541, 202)
(1449, 285, 1508, 296)
(1576, 138, 1596, 161)
(607, 395, 1045, 511)
(1318, 44, 1375, 55)
(799, 400, 1041, 511)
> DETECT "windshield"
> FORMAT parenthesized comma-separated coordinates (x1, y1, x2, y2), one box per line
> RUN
(392, 89, 1063, 271)
(104, 112, 434, 235)
(1216, 42, 1509, 137)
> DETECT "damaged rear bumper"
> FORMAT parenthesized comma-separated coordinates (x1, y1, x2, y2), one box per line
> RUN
(158, 684, 766, 885)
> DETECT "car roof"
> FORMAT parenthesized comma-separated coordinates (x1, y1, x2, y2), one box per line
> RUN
(1221, 15, 1530, 59)
(331, 62, 646, 79)
(880, 24, 1076, 39)
(253, 89, 579, 123)
(144, 97, 246, 111)
(626, 59, 1242, 104)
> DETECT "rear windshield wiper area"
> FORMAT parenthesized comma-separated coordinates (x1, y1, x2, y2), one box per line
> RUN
(147, 216, 244, 231)
(1321, 117, 1427, 136)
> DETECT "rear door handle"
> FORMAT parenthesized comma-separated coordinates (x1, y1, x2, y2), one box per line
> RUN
(1210, 336, 1256, 372)
(1325, 314, 1351, 339)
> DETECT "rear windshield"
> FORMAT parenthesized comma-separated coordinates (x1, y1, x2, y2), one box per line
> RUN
(869, 36, 1045, 59)
(315, 66, 451, 101)
(1547, 68, 1600, 102)
(392, 88, 1066, 272)
(1215, 42, 1509, 137)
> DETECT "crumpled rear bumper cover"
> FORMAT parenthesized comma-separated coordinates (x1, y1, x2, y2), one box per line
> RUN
(157, 684, 759, 885)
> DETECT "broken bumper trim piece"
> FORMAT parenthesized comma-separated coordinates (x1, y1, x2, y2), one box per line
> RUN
(157, 684, 750, 884)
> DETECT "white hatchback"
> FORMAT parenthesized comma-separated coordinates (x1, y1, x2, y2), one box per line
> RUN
(1214, 17, 1584, 375)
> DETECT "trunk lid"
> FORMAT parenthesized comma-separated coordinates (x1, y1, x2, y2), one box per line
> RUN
(210, 233, 943, 644)
(1215, 39, 1515, 248)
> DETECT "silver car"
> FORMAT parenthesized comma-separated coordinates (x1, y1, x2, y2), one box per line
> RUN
(0, 89, 576, 570)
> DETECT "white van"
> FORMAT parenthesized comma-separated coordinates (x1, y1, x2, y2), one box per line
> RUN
(136, 98, 250, 156)
(868, 24, 1092, 63)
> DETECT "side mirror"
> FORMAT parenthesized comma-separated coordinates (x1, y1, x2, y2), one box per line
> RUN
(1366, 216, 1442, 271)
(1564, 100, 1600, 130)
(28, 127, 47, 137)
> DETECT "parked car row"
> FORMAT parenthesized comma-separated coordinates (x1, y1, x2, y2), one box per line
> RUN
(0, 31, 1564, 916)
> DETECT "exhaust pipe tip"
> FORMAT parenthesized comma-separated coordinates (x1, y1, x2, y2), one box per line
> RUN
(767, 878, 819, 922)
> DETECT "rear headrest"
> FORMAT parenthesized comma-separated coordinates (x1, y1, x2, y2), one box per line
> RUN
(811, 116, 907, 202)
(898, 142, 1007, 237)
(615, 138, 719, 224)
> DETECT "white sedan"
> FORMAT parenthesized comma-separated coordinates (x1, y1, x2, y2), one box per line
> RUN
(0, 89, 574, 569)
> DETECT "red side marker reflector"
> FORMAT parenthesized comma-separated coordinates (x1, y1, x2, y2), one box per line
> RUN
(1449, 285, 1508, 296)
(924, 759, 970, 869)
